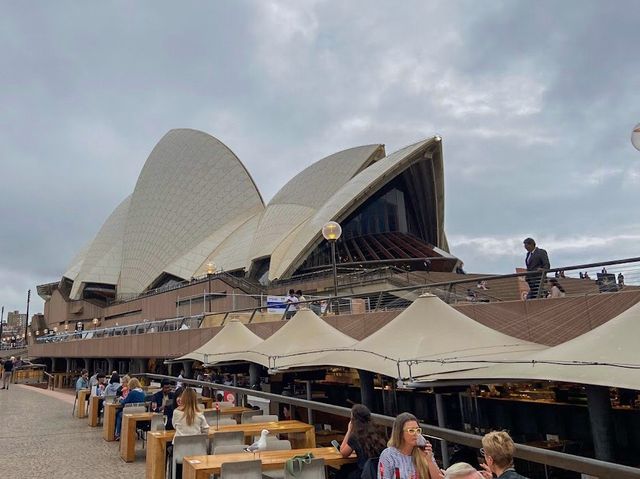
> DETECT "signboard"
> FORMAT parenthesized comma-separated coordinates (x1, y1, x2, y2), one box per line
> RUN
(266, 295, 287, 314)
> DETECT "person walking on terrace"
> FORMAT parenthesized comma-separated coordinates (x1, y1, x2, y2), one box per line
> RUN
(1, 356, 14, 389)
(523, 237, 550, 299)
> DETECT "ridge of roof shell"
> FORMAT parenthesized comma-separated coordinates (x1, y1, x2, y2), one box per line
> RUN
(117, 129, 265, 295)
(267, 137, 444, 280)
(249, 144, 385, 263)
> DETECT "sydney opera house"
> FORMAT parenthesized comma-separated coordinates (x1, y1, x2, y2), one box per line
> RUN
(37, 128, 458, 327)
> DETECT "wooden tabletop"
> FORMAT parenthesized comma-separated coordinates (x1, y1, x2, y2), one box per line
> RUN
(145, 420, 315, 479)
(182, 447, 356, 479)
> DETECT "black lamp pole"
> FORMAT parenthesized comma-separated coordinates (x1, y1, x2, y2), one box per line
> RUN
(24, 289, 31, 345)
(0, 306, 4, 346)
(330, 239, 338, 312)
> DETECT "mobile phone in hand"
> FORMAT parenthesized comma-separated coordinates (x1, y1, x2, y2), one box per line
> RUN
(331, 440, 341, 452)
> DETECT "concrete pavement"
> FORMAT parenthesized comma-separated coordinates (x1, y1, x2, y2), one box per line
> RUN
(0, 384, 145, 479)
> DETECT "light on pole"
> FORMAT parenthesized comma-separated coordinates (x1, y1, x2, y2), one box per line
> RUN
(206, 261, 215, 314)
(24, 289, 31, 344)
(322, 221, 342, 314)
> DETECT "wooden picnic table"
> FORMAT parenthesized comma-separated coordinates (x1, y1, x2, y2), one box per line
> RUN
(75, 389, 90, 418)
(183, 447, 356, 479)
(88, 395, 101, 427)
(53, 372, 75, 389)
(103, 402, 123, 441)
(121, 412, 157, 462)
(145, 420, 316, 479)
(119, 405, 251, 460)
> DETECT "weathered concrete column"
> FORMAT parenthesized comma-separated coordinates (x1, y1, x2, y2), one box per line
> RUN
(435, 393, 450, 468)
(107, 358, 115, 373)
(249, 363, 261, 390)
(358, 369, 375, 411)
(65, 358, 72, 372)
(586, 385, 615, 462)
(132, 358, 146, 374)
(182, 361, 192, 379)
(83, 358, 92, 372)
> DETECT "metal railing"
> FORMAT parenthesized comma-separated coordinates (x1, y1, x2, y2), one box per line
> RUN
(32, 256, 640, 344)
(145, 373, 640, 479)
(34, 315, 204, 344)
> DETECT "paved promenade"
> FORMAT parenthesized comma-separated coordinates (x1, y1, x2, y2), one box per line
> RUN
(0, 384, 145, 479)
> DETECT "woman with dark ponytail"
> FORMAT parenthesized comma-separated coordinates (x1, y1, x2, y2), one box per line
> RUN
(338, 404, 387, 479)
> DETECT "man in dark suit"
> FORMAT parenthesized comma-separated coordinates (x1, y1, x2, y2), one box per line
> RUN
(523, 237, 550, 299)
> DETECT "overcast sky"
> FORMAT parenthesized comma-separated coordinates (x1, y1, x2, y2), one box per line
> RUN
(2, 1, 639, 316)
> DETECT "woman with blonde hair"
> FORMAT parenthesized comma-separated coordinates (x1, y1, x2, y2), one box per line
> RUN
(172, 387, 209, 439)
(378, 412, 443, 479)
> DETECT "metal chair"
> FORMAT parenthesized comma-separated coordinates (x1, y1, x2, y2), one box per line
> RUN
(264, 439, 292, 451)
(220, 459, 262, 479)
(284, 457, 326, 479)
(209, 430, 244, 454)
(240, 409, 263, 423)
(204, 410, 237, 425)
(171, 433, 209, 479)
(247, 414, 279, 423)
(212, 444, 247, 454)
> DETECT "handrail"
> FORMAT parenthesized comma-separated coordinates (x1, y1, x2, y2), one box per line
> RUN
(42, 370, 54, 390)
(145, 373, 640, 478)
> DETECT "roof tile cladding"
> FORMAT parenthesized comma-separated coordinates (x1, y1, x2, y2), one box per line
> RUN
(64, 130, 446, 298)
(117, 129, 265, 295)
(268, 138, 443, 280)
(248, 144, 384, 261)
(69, 195, 131, 299)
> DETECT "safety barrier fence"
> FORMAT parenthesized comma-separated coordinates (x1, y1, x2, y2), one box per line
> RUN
(33, 256, 640, 344)
(145, 373, 640, 479)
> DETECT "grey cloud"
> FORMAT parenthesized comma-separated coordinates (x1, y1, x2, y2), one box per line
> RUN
(1, 0, 639, 314)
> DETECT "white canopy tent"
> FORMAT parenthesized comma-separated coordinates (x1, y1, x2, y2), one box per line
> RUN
(260, 308, 358, 370)
(414, 300, 640, 389)
(276, 294, 546, 380)
(177, 318, 268, 367)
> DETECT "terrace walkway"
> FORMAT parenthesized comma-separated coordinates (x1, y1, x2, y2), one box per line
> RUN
(0, 384, 144, 479)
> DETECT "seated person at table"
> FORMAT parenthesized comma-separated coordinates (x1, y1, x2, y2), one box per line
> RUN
(172, 387, 209, 438)
(103, 372, 121, 397)
(75, 370, 89, 393)
(378, 412, 443, 479)
(114, 377, 146, 440)
(480, 431, 529, 479)
(91, 373, 106, 397)
(117, 375, 130, 399)
(338, 404, 387, 479)
(165, 386, 183, 430)
(151, 379, 175, 415)
(171, 387, 209, 478)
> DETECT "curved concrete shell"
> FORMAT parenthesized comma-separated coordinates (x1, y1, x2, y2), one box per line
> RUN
(68, 195, 131, 299)
(267, 137, 446, 280)
(117, 129, 264, 295)
(249, 145, 385, 262)
(60, 130, 452, 301)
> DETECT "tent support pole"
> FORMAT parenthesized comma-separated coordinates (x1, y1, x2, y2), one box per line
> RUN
(435, 393, 450, 468)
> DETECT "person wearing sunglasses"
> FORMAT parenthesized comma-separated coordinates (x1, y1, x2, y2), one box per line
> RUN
(378, 412, 443, 479)
(480, 431, 529, 479)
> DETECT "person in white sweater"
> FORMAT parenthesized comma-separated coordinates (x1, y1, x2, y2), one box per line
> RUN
(172, 387, 209, 442)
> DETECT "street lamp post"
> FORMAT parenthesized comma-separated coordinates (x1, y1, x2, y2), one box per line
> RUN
(322, 221, 342, 314)
(24, 289, 31, 345)
(206, 262, 215, 314)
